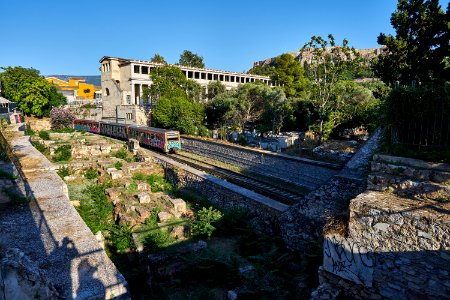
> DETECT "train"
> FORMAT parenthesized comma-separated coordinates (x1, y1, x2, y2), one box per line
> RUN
(73, 119, 181, 153)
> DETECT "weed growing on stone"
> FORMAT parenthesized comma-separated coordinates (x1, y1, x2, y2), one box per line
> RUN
(38, 130, 51, 140)
(114, 161, 123, 170)
(57, 166, 72, 179)
(31, 140, 49, 155)
(84, 168, 98, 180)
(132, 173, 173, 193)
(52, 145, 72, 162)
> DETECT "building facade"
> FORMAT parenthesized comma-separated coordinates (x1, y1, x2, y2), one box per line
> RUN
(46, 77, 101, 104)
(99, 56, 272, 124)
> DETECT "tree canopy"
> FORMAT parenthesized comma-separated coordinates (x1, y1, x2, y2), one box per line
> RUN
(178, 50, 205, 68)
(0, 66, 66, 117)
(374, 0, 449, 84)
(150, 53, 167, 64)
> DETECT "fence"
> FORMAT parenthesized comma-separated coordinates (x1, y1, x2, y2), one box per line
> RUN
(389, 85, 450, 149)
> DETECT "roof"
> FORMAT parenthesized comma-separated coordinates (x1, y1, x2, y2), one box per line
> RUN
(0, 97, 12, 104)
(99, 56, 271, 79)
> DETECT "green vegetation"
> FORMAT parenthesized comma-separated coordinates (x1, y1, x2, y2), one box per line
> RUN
(38, 130, 50, 140)
(114, 161, 123, 170)
(24, 125, 35, 136)
(3, 188, 33, 203)
(191, 207, 223, 238)
(132, 173, 173, 193)
(140, 211, 177, 252)
(112, 148, 134, 162)
(51, 127, 75, 133)
(52, 145, 72, 162)
(0, 169, 16, 180)
(31, 140, 49, 155)
(178, 50, 205, 68)
(49, 107, 75, 130)
(0, 66, 66, 117)
(84, 168, 98, 180)
(57, 166, 72, 178)
(110, 224, 133, 252)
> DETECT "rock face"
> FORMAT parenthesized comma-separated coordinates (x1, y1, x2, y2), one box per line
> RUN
(0, 248, 62, 300)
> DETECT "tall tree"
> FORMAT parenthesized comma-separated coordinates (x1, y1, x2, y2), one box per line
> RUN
(178, 50, 205, 68)
(301, 34, 360, 145)
(206, 81, 226, 100)
(249, 53, 308, 98)
(150, 53, 167, 64)
(0, 66, 66, 117)
(374, 0, 448, 84)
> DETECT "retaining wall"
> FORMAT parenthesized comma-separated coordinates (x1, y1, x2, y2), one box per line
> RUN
(138, 148, 289, 230)
(0, 126, 129, 299)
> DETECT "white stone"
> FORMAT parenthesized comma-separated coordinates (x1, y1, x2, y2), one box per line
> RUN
(169, 198, 186, 214)
(157, 211, 172, 223)
(418, 231, 432, 239)
(373, 223, 390, 232)
(136, 192, 151, 204)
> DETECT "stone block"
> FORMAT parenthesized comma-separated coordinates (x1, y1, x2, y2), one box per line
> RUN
(136, 192, 151, 204)
(169, 198, 187, 214)
(170, 225, 186, 239)
(136, 181, 150, 191)
(135, 206, 151, 220)
(105, 188, 121, 200)
(158, 211, 173, 223)
(109, 169, 123, 180)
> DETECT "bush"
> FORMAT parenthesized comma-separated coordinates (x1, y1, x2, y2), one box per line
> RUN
(84, 168, 98, 180)
(114, 161, 123, 170)
(191, 207, 223, 238)
(51, 127, 75, 133)
(24, 124, 35, 136)
(53, 145, 72, 162)
(110, 224, 133, 252)
(31, 140, 49, 155)
(50, 107, 75, 130)
(38, 130, 50, 140)
(113, 148, 128, 160)
(57, 166, 72, 178)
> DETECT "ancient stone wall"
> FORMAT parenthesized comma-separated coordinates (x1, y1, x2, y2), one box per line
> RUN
(317, 155, 450, 299)
(0, 126, 129, 299)
(181, 137, 340, 191)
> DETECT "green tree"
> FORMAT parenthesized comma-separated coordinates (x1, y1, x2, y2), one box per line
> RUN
(205, 90, 238, 135)
(249, 54, 307, 98)
(150, 53, 167, 64)
(178, 50, 205, 68)
(302, 34, 360, 144)
(206, 81, 226, 100)
(374, 0, 448, 84)
(0, 66, 66, 117)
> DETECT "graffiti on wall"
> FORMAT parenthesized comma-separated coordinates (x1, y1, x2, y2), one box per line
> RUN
(323, 234, 376, 287)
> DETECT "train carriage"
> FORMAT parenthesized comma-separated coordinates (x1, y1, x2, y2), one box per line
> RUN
(73, 119, 100, 133)
(127, 125, 181, 153)
(99, 121, 128, 140)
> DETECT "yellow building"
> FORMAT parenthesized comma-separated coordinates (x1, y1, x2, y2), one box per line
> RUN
(46, 77, 99, 100)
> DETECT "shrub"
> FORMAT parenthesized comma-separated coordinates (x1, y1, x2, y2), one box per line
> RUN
(84, 168, 98, 180)
(113, 148, 128, 160)
(24, 124, 35, 136)
(191, 207, 223, 238)
(110, 224, 133, 252)
(51, 127, 75, 133)
(31, 140, 49, 155)
(114, 161, 123, 170)
(38, 130, 50, 140)
(50, 107, 75, 130)
(53, 145, 72, 162)
(57, 166, 72, 178)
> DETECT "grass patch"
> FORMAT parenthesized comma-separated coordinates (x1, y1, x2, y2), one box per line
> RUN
(132, 173, 174, 193)
(57, 166, 72, 179)
(38, 130, 51, 140)
(84, 168, 98, 180)
(139, 211, 177, 252)
(113, 148, 134, 162)
(31, 140, 49, 155)
(51, 127, 75, 133)
(114, 161, 123, 170)
(52, 145, 72, 162)
(24, 125, 35, 136)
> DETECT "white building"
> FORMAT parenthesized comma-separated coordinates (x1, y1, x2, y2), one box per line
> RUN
(99, 56, 272, 125)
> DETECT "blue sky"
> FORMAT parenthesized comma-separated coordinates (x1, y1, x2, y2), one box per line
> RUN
(0, 0, 445, 75)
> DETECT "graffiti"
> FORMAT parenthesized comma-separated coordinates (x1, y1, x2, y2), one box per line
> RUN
(168, 141, 181, 150)
(323, 234, 376, 286)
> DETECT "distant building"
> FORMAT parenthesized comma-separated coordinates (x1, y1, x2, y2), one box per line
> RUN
(99, 56, 272, 125)
(46, 77, 101, 104)
(0, 96, 21, 123)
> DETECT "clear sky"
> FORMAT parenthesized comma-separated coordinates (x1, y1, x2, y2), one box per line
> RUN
(0, 0, 444, 75)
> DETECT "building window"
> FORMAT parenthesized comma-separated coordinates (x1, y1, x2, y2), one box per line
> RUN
(105, 88, 110, 96)
(142, 66, 149, 74)
(126, 95, 131, 104)
(126, 113, 132, 120)
(134, 65, 140, 74)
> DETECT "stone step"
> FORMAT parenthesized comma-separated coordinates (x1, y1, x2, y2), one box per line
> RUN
(367, 172, 450, 201)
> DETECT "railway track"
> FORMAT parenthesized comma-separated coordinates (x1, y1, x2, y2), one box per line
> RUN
(168, 152, 305, 205)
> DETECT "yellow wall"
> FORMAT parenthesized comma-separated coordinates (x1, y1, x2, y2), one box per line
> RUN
(46, 77, 96, 99)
